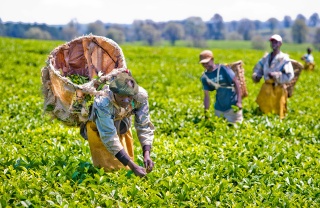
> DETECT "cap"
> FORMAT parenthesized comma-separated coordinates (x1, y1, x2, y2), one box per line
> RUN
(109, 73, 139, 96)
(269, 34, 282, 43)
(199, 50, 213, 64)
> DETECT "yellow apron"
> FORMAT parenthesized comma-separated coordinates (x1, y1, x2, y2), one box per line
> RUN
(86, 121, 134, 172)
(256, 79, 287, 119)
(304, 62, 315, 71)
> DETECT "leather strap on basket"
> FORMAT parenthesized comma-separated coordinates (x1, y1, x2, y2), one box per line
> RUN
(92, 38, 118, 68)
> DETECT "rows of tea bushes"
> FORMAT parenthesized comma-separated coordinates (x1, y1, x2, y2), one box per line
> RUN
(0, 37, 319, 207)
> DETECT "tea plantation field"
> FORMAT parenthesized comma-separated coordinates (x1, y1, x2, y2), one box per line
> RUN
(0, 37, 319, 207)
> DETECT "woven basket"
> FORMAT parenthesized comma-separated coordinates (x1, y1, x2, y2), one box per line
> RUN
(41, 35, 127, 126)
(226, 60, 248, 98)
(287, 59, 303, 98)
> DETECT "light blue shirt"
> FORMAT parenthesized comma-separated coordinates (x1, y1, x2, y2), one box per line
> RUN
(303, 54, 314, 63)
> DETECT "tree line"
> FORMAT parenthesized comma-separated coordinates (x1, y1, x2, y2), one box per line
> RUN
(1, 13, 320, 50)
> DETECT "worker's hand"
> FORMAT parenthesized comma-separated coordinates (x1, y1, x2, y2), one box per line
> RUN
(127, 160, 147, 177)
(236, 102, 242, 110)
(268, 72, 279, 79)
(143, 151, 154, 173)
(252, 73, 261, 83)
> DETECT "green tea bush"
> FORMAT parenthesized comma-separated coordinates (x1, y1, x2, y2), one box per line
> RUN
(0, 37, 319, 207)
(251, 35, 267, 50)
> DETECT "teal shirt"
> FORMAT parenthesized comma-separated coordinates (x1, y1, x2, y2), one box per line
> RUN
(200, 65, 238, 111)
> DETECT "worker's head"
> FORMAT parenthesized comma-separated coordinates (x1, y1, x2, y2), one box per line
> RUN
(199, 50, 214, 70)
(269, 34, 282, 51)
(199, 50, 213, 64)
(307, 47, 312, 54)
(109, 72, 138, 108)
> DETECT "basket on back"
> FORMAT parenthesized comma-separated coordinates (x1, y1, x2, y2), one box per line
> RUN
(41, 35, 127, 126)
(226, 60, 248, 98)
(287, 59, 303, 98)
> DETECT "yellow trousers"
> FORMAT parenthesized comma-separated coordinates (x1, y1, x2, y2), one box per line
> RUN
(86, 121, 134, 172)
(256, 80, 288, 119)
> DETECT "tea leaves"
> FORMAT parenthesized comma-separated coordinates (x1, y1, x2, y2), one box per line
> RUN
(0, 37, 319, 207)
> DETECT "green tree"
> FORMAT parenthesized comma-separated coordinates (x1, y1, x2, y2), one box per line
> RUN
(106, 28, 125, 44)
(267, 18, 279, 33)
(184, 17, 207, 47)
(141, 24, 161, 46)
(291, 19, 308, 43)
(308, 13, 319, 27)
(0, 18, 5, 36)
(237, 18, 254, 40)
(86, 21, 106, 36)
(296, 14, 307, 22)
(25, 27, 52, 40)
(251, 35, 266, 50)
(227, 21, 238, 32)
(4, 23, 26, 38)
(207, 14, 225, 40)
(226, 32, 243, 40)
(313, 28, 320, 51)
(163, 22, 184, 46)
(283, 16, 293, 28)
(62, 19, 79, 41)
(131, 20, 144, 41)
(253, 20, 263, 31)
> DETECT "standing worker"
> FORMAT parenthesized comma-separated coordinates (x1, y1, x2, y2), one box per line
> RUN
(252, 34, 294, 119)
(199, 50, 243, 124)
(84, 72, 155, 177)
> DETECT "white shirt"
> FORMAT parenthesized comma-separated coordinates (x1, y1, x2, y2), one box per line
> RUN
(252, 51, 294, 84)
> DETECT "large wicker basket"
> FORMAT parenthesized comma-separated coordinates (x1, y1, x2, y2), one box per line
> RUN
(41, 35, 127, 126)
(226, 60, 248, 98)
(287, 59, 304, 98)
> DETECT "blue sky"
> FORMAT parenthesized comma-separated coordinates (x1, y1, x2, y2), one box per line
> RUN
(1, 0, 319, 25)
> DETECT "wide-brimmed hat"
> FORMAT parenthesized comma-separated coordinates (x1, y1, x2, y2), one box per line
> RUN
(109, 73, 138, 96)
(199, 50, 213, 63)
